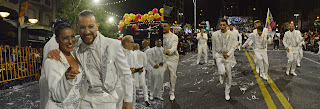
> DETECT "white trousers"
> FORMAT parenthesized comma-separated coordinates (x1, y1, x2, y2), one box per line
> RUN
(197, 44, 208, 63)
(164, 56, 179, 94)
(216, 57, 232, 95)
(297, 47, 303, 65)
(150, 66, 165, 98)
(80, 91, 118, 109)
(254, 49, 269, 76)
(286, 47, 299, 72)
(133, 71, 149, 101)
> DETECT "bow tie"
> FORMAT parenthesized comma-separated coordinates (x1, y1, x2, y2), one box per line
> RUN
(80, 43, 95, 51)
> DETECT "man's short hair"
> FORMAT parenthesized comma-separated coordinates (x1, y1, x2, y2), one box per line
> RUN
(257, 26, 264, 31)
(254, 20, 261, 24)
(121, 35, 133, 46)
(78, 10, 96, 18)
(219, 18, 227, 24)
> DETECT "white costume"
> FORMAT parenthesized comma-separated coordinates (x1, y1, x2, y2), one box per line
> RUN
(196, 32, 208, 64)
(251, 28, 269, 73)
(40, 51, 84, 109)
(230, 29, 242, 50)
(212, 30, 237, 100)
(133, 50, 149, 102)
(42, 31, 134, 109)
(242, 32, 270, 80)
(297, 39, 305, 67)
(122, 48, 137, 109)
(283, 30, 303, 75)
(147, 46, 166, 99)
(163, 31, 179, 100)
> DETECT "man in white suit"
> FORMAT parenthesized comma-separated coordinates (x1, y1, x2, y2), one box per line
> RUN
(283, 23, 304, 76)
(212, 18, 237, 100)
(251, 20, 269, 74)
(163, 22, 179, 102)
(132, 43, 151, 106)
(45, 10, 133, 109)
(147, 39, 166, 101)
(229, 24, 242, 51)
(242, 26, 271, 80)
(196, 29, 208, 64)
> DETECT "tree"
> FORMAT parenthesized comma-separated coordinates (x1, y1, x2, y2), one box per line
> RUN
(281, 22, 290, 33)
(56, 0, 116, 38)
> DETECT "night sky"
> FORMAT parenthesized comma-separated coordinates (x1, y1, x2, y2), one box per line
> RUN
(184, 0, 319, 28)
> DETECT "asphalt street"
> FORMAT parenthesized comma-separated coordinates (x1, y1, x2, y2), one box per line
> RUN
(163, 46, 320, 109)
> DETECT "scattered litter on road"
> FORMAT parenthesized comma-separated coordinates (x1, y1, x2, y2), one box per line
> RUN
(246, 97, 251, 100)
(189, 91, 198, 93)
(207, 77, 214, 83)
(239, 85, 248, 94)
(194, 78, 203, 85)
(7, 102, 14, 105)
(250, 91, 256, 94)
(183, 83, 190, 86)
(251, 95, 259, 99)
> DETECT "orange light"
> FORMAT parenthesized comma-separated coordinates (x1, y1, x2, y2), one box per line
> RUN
(317, 16, 319, 19)
(290, 21, 294, 24)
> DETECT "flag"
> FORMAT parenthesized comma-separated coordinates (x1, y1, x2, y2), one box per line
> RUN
(19, 0, 28, 26)
(265, 8, 275, 34)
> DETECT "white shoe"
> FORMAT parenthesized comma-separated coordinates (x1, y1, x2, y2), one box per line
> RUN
(256, 67, 260, 73)
(170, 93, 175, 101)
(286, 70, 290, 75)
(297, 63, 301, 67)
(196, 62, 200, 64)
(225, 93, 230, 100)
(291, 71, 297, 76)
(263, 74, 268, 81)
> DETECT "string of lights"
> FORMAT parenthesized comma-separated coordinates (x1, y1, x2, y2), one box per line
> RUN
(98, 0, 127, 6)
(105, 11, 122, 18)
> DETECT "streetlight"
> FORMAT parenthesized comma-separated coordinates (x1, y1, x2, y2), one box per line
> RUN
(108, 17, 114, 23)
(94, 0, 99, 3)
(28, 19, 38, 24)
(0, 12, 10, 19)
(317, 16, 319, 19)
(253, 8, 256, 11)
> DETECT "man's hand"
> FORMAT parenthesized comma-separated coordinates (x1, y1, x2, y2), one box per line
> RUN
(65, 66, 80, 80)
(130, 68, 135, 73)
(48, 49, 61, 61)
(247, 44, 250, 48)
(267, 35, 270, 40)
(122, 102, 132, 109)
(154, 65, 159, 69)
(214, 59, 216, 65)
(159, 62, 164, 66)
(286, 47, 289, 52)
(223, 54, 229, 59)
(165, 50, 171, 55)
(241, 47, 245, 50)
(238, 43, 241, 46)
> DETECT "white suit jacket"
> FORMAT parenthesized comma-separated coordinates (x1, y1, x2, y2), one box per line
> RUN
(134, 50, 147, 69)
(242, 33, 270, 50)
(163, 31, 179, 61)
(197, 33, 208, 45)
(230, 29, 242, 44)
(212, 30, 237, 60)
(75, 32, 134, 102)
(40, 51, 84, 109)
(147, 46, 166, 67)
(283, 30, 303, 48)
